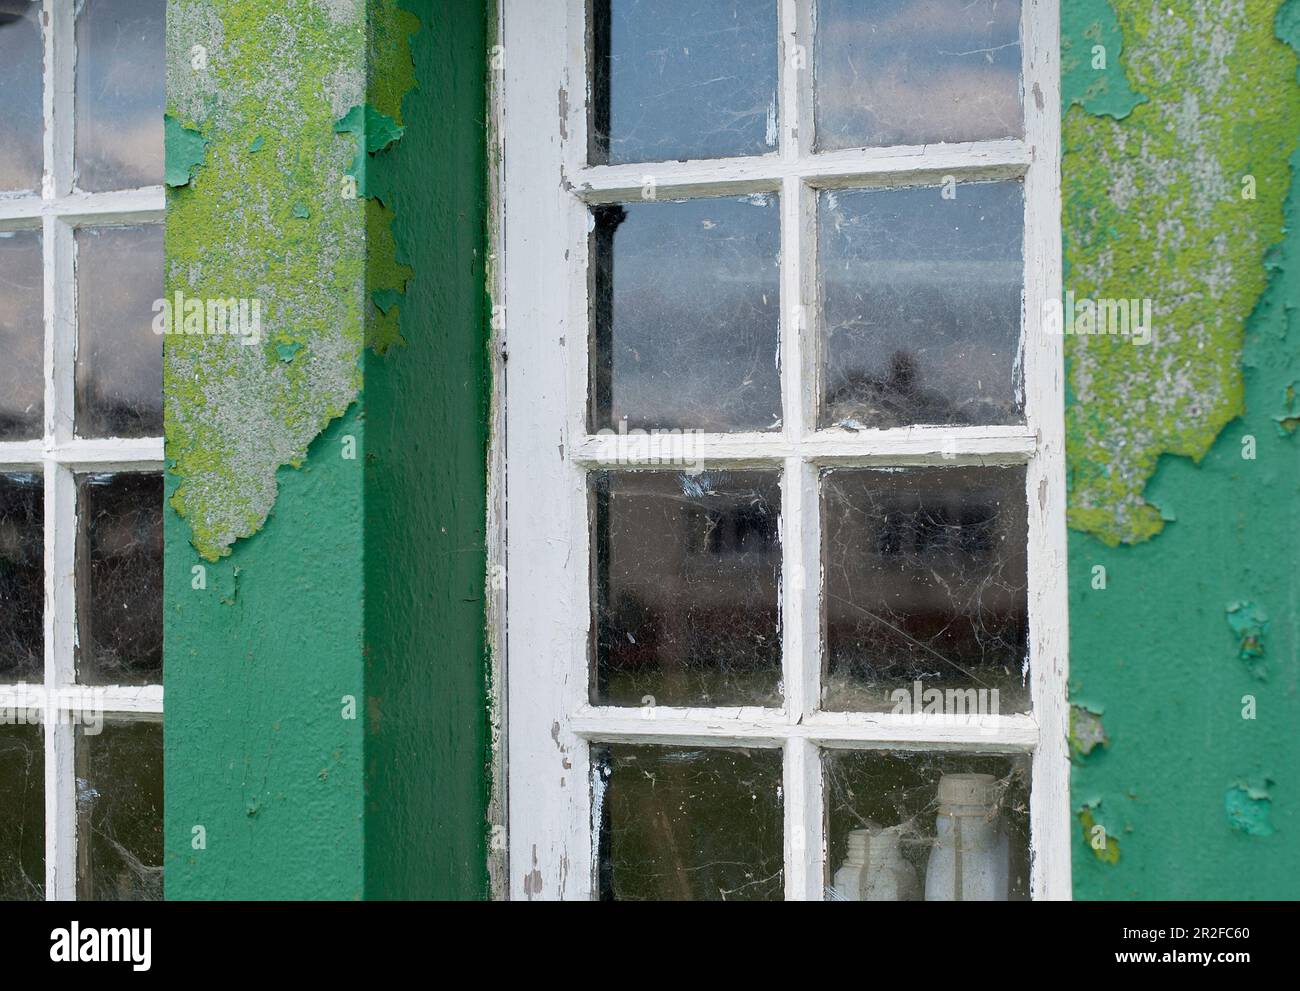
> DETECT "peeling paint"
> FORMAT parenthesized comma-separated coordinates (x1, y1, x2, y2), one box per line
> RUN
(334, 103, 405, 198)
(164, 114, 208, 187)
(1225, 600, 1269, 679)
(1070, 704, 1109, 759)
(1064, 0, 1300, 546)
(1225, 780, 1274, 836)
(1068, 0, 1300, 899)
(1061, 0, 1146, 118)
(165, 0, 419, 561)
(1078, 805, 1121, 864)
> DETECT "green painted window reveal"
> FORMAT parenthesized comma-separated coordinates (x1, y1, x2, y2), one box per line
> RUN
(0, 0, 167, 901)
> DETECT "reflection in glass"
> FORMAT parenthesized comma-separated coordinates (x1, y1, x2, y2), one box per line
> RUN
(822, 466, 1029, 712)
(590, 0, 779, 164)
(824, 749, 1030, 901)
(819, 181, 1024, 429)
(0, 473, 43, 683)
(590, 195, 782, 432)
(76, 717, 163, 900)
(0, 229, 44, 441)
(0, 724, 44, 900)
(594, 743, 784, 900)
(76, 473, 163, 686)
(815, 0, 1023, 150)
(591, 469, 782, 707)
(75, 225, 164, 438)
(0, 0, 43, 192)
(75, 0, 166, 191)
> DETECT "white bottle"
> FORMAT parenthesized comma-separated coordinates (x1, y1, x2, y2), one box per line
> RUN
(924, 773, 1009, 901)
(831, 822, 919, 901)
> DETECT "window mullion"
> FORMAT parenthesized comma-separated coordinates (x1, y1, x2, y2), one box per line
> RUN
(42, 459, 77, 900)
(48, 219, 75, 447)
(46, 462, 77, 692)
(42, 717, 76, 900)
(777, 0, 803, 161)
(43, 0, 74, 199)
(783, 736, 824, 900)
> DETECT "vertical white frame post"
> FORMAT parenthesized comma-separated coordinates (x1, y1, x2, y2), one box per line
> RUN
(502, 0, 590, 900)
(1021, 0, 1070, 900)
(501, 0, 1069, 901)
(0, 0, 166, 901)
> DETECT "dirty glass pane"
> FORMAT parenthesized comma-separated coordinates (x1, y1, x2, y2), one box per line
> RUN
(75, 472, 163, 686)
(819, 181, 1024, 429)
(75, 225, 164, 438)
(822, 466, 1029, 712)
(0, 0, 43, 193)
(0, 473, 43, 683)
(74, 0, 166, 191)
(76, 716, 163, 900)
(590, 0, 779, 165)
(814, 0, 1023, 150)
(0, 723, 44, 900)
(590, 195, 782, 432)
(594, 743, 784, 900)
(824, 749, 1030, 901)
(592, 469, 782, 707)
(0, 229, 44, 441)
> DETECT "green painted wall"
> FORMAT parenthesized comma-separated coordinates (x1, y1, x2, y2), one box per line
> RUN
(1063, 0, 1300, 897)
(164, 0, 490, 899)
(360, 0, 492, 899)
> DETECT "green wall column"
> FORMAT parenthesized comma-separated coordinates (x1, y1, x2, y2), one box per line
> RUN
(163, 0, 490, 899)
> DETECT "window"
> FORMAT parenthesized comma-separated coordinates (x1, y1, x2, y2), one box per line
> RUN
(1, 0, 165, 901)
(501, 0, 1066, 899)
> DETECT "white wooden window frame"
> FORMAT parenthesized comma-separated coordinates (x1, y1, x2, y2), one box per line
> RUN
(500, 0, 1067, 900)
(0, 0, 164, 901)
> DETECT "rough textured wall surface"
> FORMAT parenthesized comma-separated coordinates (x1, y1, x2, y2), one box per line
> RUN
(164, 0, 371, 900)
(165, 0, 370, 562)
(165, 0, 490, 898)
(1064, 0, 1300, 897)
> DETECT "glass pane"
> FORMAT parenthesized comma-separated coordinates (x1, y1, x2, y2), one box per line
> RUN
(590, 195, 781, 432)
(822, 466, 1029, 712)
(594, 743, 784, 900)
(75, 225, 164, 438)
(0, 0, 43, 192)
(590, 0, 779, 165)
(74, 0, 166, 191)
(75, 472, 163, 685)
(824, 749, 1030, 901)
(0, 723, 44, 900)
(819, 181, 1024, 429)
(592, 469, 782, 707)
(0, 228, 43, 441)
(814, 0, 1023, 150)
(76, 716, 163, 900)
(0, 473, 43, 683)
